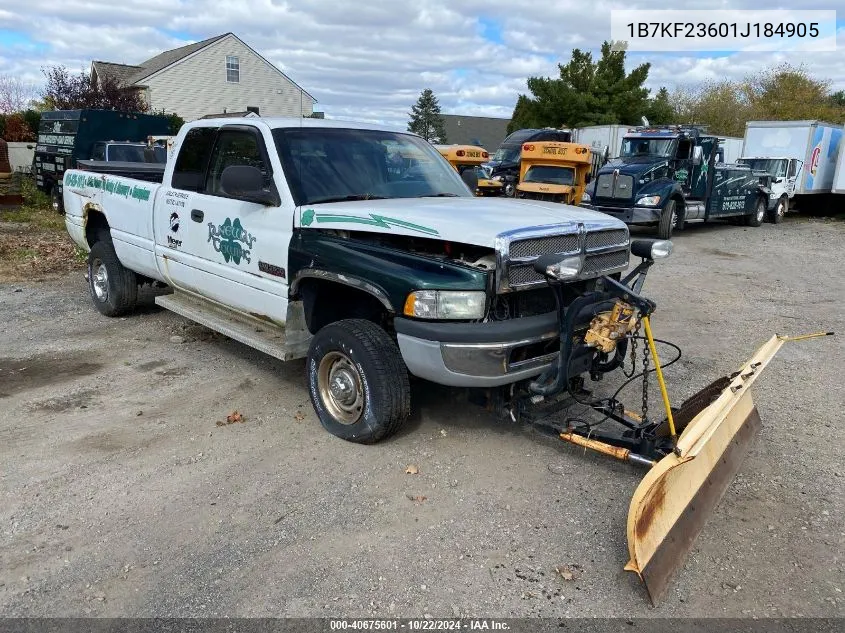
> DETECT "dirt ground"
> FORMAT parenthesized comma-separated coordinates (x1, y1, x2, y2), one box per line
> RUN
(1, 218, 843, 618)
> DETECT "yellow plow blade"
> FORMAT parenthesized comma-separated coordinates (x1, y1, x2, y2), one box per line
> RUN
(624, 334, 816, 604)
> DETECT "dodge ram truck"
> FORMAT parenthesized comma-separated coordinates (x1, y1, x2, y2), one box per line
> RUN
(63, 117, 667, 444)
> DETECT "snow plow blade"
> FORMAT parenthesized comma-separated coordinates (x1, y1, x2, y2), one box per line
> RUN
(625, 334, 790, 604)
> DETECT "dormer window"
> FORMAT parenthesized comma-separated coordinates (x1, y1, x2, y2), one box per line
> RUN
(226, 56, 239, 83)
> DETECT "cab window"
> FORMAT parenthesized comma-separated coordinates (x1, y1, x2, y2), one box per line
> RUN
(172, 127, 218, 191)
(204, 129, 273, 197)
(91, 143, 106, 161)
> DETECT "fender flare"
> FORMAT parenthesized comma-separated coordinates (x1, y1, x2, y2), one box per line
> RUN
(290, 268, 394, 313)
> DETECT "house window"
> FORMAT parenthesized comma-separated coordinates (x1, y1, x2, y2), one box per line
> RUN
(226, 56, 239, 83)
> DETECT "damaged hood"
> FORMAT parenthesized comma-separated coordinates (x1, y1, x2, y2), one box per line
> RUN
(296, 196, 624, 248)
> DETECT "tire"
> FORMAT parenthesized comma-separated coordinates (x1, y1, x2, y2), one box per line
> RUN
(307, 319, 410, 444)
(51, 185, 64, 215)
(745, 198, 766, 227)
(504, 181, 516, 197)
(768, 196, 787, 224)
(87, 238, 138, 317)
(656, 199, 676, 240)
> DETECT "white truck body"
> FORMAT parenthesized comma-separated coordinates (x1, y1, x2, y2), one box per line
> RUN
(718, 137, 743, 164)
(741, 120, 844, 195)
(574, 125, 629, 158)
(833, 142, 845, 196)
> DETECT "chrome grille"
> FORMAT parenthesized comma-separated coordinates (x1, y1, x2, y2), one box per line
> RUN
(497, 222, 630, 293)
(595, 173, 634, 199)
(583, 249, 630, 275)
(508, 263, 544, 286)
(510, 234, 579, 259)
(585, 229, 629, 250)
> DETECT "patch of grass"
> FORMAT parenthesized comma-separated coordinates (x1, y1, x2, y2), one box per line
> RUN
(0, 175, 84, 282)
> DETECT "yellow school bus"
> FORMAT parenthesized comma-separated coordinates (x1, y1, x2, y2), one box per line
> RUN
(516, 141, 592, 204)
(434, 144, 503, 196)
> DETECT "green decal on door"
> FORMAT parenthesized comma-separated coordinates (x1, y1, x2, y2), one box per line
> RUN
(301, 209, 439, 236)
(208, 218, 257, 265)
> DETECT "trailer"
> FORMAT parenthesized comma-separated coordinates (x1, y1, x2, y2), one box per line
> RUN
(741, 121, 843, 212)
(833, 141, 845, 196)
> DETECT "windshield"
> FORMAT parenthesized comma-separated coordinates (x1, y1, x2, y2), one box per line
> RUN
(152, 145, 167, 163)
(273, 128, 471, 205)
(620, 138, 675, 158)
(491, 146, 521, 164)
(523, 165, 576, 186)
(738, 158, 788, 178)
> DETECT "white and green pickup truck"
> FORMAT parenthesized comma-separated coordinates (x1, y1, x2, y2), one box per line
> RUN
(63, 117, 661, 443)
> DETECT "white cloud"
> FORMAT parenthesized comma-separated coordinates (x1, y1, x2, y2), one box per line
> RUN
(2, 0, 842, 128)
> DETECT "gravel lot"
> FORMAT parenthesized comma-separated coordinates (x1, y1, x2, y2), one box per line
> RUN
(1, 217, 843, 618)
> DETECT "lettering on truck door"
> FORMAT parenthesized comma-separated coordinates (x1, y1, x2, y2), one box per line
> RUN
(157, 124, 293, 321)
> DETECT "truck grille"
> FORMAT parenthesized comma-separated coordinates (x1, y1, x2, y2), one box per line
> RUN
(510, 234, 579, 259)
(496, 224, 629, 293)
(595, 173, 634, 199)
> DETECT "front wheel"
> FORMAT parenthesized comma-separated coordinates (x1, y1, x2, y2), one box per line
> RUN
(307, 319, 410, 444)
(87, 239, 138, 316)
(745, 198, 766, 227)
(656, 199, 677, 239)
(768, 196, 787, 224)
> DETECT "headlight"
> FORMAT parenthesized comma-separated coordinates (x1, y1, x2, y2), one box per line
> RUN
(650, 240, 673, 259)
(635, 195, 662, 206)
(632, 239, 673, 259)
(492, 175, 503, 182)
(403, 290, 486, 319)
(532, 254, 582, 281)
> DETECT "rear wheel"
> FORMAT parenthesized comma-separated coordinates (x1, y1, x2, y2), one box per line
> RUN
(656, 199, 676, 240)
(768, 196, 787, 224)
(87, 238, 138, 316)
(307, 319, 410, 444)
(745, 198, 766, 227)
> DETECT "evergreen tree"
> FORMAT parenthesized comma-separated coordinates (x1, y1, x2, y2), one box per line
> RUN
(408, 89, 447, 143)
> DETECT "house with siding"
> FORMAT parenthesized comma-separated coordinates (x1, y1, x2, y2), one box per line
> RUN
(91, 33, 316, 121)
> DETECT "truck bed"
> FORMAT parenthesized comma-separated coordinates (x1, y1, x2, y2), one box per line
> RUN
(76, 160, 165, 184)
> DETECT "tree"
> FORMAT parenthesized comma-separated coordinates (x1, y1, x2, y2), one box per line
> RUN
(41, 65, 147, 112)
(408, 89, 447, 143)
(644, 87, 674, 125)
(2, 113, 35, 141)
(0, 74, 37, 113)
(152, 109, 185, 135)
(672, 63, 845, 136)
(508, 42, 654, 133)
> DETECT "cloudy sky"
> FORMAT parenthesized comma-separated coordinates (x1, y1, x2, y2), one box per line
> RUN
(0, 1, 842, 129)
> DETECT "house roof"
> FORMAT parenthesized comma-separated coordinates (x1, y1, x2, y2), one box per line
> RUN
(92, 33, 315, 101)
(129, 33, 228, 84)
(91, 61, 144, 86)
(441, 114, 511, 153)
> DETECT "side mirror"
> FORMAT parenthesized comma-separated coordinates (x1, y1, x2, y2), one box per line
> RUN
(460, 167, 478, 192)
(220, 165, 279, 206)
(692, 146, 703, 165)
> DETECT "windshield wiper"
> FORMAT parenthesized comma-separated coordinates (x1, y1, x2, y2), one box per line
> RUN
(418, 193, 460, 198)
(308, 194, 388, 204)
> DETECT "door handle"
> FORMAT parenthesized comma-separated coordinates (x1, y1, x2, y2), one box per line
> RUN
(191, 209, 204, 222)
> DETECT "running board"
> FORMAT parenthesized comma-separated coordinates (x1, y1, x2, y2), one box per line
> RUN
(155, 292, 311, 361)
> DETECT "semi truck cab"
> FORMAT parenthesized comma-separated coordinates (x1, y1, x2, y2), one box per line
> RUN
(582, 125, 770, 238)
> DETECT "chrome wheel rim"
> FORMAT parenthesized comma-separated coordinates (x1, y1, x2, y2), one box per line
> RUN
(92, 260, 109, 302)
(317, 351, 364, 425)
(671, 207, 677, 228)
(757, 205, 765, 222)
(777, 201, 785, 218)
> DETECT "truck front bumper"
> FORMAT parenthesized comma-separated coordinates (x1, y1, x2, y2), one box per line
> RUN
(394, 312, 559, 387)
(582, 203, 661, 225)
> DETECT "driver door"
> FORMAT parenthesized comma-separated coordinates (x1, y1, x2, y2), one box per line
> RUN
(159, 124, 294, 320)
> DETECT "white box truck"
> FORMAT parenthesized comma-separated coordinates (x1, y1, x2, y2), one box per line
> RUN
(740, 120, 843, 217)
(718, 137, 744, 164)
(833, 143, 845, 197)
